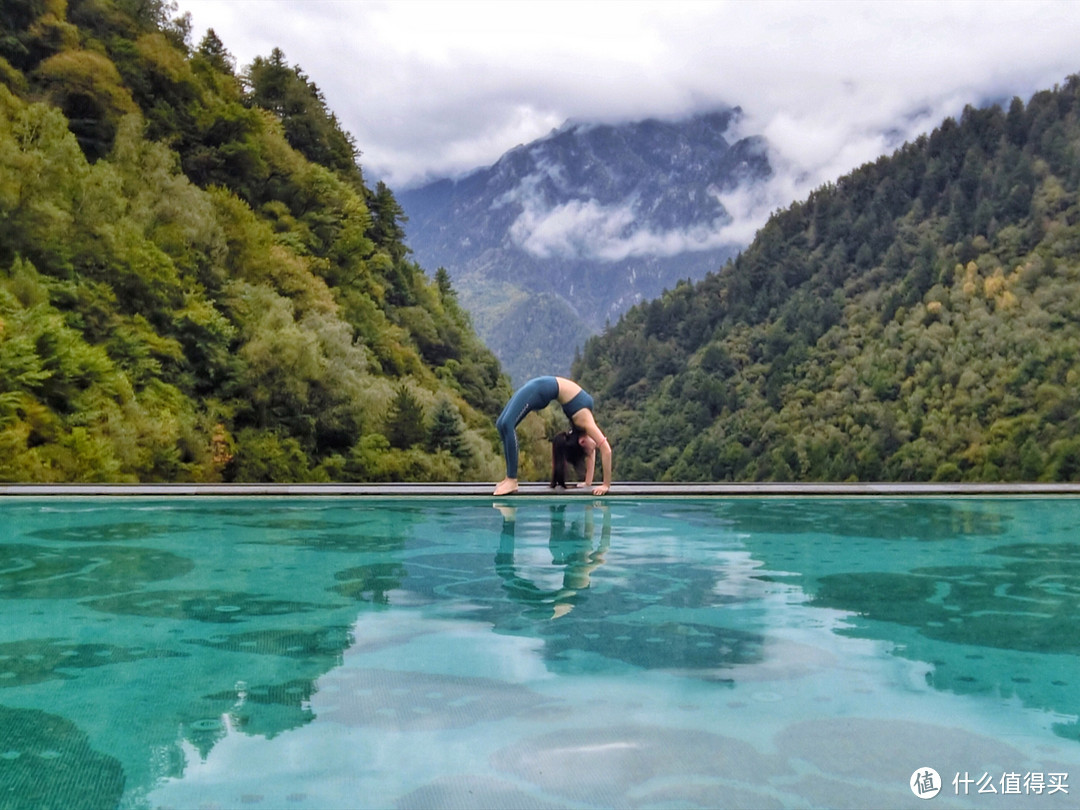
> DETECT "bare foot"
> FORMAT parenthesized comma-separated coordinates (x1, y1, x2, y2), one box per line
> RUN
(551, 603, 574, 619)
(493, 478, 519, 496)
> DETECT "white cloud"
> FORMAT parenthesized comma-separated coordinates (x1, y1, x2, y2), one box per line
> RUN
(499, 173, 743, 262)
(178, 0, 1080, 235)
(709, 184, 780, 246)
(509, 197, 637, 259)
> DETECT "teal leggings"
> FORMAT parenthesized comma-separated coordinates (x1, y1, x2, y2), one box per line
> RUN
(495, 377, 559, 478)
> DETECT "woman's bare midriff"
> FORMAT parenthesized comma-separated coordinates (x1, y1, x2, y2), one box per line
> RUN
(555, 376, 581, 404)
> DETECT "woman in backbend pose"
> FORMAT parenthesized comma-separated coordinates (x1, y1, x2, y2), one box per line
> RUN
(494, 376, 612, 496)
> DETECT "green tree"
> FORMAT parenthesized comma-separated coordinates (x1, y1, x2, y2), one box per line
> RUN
(385, 385, 425, 449)
(196, 29, 233, 75)
(0, 2, 510, 484)
(427, 397, 470, 461)
(245, 47, 358, 176)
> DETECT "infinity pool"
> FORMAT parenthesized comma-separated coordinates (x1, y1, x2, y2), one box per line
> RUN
(0, 496, 1076, 809)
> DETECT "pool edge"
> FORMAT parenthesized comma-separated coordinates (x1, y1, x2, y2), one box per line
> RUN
(2, 482, 1080, 497)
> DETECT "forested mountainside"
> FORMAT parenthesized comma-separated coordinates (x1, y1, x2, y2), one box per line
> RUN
(575, 74, 1080, 482)
(399, 110, 770, 384)
(0, 0, 515, 483)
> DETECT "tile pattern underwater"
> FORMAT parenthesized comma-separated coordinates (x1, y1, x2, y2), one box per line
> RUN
(0, 496, 1077, 809)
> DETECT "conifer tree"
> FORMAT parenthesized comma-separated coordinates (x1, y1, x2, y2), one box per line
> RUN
(427, 398, 470, 461)
(385, 385, 425, 449)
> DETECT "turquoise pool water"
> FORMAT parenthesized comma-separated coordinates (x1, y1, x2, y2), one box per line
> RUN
(0, 496, 1076, 809)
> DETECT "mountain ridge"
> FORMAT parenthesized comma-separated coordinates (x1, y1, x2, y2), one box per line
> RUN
(572, 76, 1080, 483)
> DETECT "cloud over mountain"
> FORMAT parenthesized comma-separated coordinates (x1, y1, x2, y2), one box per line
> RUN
(502, 187, 739, 263)
(398, 110, 770, 382)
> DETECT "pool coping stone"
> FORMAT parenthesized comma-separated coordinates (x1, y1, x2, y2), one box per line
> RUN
(2, 482, 1080, 497)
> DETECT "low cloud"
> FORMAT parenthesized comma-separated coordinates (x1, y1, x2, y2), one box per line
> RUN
(502, 179, 742, 262)
(509, 197, 636, 260)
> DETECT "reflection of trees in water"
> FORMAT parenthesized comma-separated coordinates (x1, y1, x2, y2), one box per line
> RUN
(493, 503, 766, 677)
(180, 626, 360, 756)
(332, 562, 408, 604)
(86, 589, 327, 623)
(0, 704, 125, 810)
(0, 639, 181, 687)
(195, 679, 319, 748)
(814, 542, 1080, 654)
(713, 498, 1010, 540)
(0, 543, 193, 598)
(811, 541, 1080, 744)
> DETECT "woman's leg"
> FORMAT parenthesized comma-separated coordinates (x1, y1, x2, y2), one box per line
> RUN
(494, 378, 557, 490)
(495, 405, 521, 479)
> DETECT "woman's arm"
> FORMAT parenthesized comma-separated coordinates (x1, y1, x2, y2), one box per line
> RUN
(581, 449, 596, 487)
(573, 410, 613, 495)
(593, 437, 612, 495)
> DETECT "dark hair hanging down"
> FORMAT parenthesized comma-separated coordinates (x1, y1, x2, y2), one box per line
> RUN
(550, 427, 588, 488)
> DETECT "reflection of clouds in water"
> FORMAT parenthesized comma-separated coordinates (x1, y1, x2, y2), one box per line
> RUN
(344, 613, 551, 685)
(707, 549, 774, 600)
(147, 629, 556, 809)
(775, 717, 1027, 783)
(148, 577, 1075, 810)
(543, 617, 765, 677)
(395, 774, 562, 810)
(692, 637, 836, 684)
(491, 724, 788, 807)
(480, 716, 1066, 809)
(317, 668, 552, 730)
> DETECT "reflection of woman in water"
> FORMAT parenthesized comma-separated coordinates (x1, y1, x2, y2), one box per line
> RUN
(493, 376, 612, 496)
(494, 503, 610, 620)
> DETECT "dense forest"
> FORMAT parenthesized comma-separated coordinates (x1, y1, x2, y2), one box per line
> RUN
(575, 74, 1080, 482)
(6, 2, 1080, 486)
(0, 0, 550, 483)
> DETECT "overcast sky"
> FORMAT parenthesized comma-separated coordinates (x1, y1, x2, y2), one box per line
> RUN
(178, 0, 1080, 234)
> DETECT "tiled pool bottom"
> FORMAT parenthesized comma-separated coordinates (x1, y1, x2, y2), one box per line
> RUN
(0, 497, 1077, 809)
